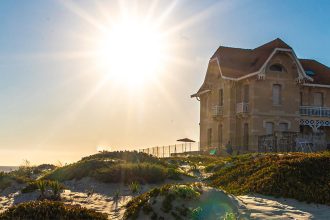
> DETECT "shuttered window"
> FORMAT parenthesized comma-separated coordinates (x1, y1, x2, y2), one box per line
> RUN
(272, 84, 281, 105)
(207, 128, 212, 147)
(219, 89, 223, 106)
(313, 92, 323, 107)
(243, 85, 249, 103)
(266, 122, 274, 135)
(243, 123, 249, 149)
(279, 123, 288, 132)
(218, 124, 223, 147)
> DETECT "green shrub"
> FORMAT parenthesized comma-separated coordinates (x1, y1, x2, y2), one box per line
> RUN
(129, 182, 141, 193)
(22, 180, 65, 194)
(93, 162, 168, 183)
(43, 159, 114, 181)
(0, 200, 107, 220)
(81, 151, 164, 165)
(124, 183, 202, 220)
(0, 172, 27, 191)
(169, 184, 201, 199)
(167, 168, 182, 180)
(209, 152, 330, 205)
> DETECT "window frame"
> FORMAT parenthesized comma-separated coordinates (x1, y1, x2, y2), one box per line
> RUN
(269, 63, 286, 72)
(272, 84, 282, 106)
(312, 92, 323, 107)
(265, 122, 274, 135)
(279, 122, 289, 132)
(207, 128, 212, 147)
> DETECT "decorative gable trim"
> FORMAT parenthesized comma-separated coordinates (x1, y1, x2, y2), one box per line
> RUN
(210, 48, 313, 82)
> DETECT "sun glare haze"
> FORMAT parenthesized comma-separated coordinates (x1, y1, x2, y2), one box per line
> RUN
(97, 18, 167, 88)
(0, 0, 329, 166)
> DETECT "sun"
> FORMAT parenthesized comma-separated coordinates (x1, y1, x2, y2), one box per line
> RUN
(97, 18, 166, 88)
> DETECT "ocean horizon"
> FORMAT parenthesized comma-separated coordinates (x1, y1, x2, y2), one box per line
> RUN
(0, 166, 19, 173)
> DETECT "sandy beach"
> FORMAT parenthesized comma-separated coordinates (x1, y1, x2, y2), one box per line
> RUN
(1, 177, 330, 219)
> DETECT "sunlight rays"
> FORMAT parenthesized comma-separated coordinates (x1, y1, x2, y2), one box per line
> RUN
(32, 0, 226, 150)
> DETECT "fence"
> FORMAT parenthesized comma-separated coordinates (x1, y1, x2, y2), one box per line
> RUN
(139, 142, 200, 158)
(258, 131, 327, 152)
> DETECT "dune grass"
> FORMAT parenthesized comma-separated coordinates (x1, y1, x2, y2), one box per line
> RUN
(209, 152, 330, 205)
(43, 151, 183, 184)
(0, 172, 27, 191)
(0, 200, 107, 220)
(43, 159, 115, 181)
(94, 162, 168, 184)
(81, 150, 165, 165)
(124, 183, 203, 220)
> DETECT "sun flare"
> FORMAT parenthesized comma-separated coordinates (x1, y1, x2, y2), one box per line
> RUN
(97, 18, 166, 88)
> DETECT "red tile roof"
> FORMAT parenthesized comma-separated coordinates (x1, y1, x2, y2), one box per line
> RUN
(192, 38, 330, 97)
(210, 38, 330, 85)
(211, 38, 292, 78)
(300, 59, 330, 85)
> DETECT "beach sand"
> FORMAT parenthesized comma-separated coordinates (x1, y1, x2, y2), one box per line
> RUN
(236, 194, 330, 220)
(2, 179, 330, 219)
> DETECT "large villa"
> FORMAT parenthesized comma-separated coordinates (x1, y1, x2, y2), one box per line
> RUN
(192, 38, 330, 153)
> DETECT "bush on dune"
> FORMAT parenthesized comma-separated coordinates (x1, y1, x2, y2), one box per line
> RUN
(43, 151, 183, 184)
(93, 163, 168, 184)
(21, 180, 65, 194)
(82, 151, 164, 165)
(0, 200, 107, 220)
(124, 183, 203, 220)
(0, 172, 27, 191)
(43, 159, 115, 181)
(209, 152, 330, 205)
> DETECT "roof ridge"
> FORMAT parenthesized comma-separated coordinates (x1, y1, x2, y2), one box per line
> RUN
(253, 38, 292, 51)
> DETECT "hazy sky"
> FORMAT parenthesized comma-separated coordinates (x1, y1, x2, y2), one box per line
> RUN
(1, 0, 330, 165)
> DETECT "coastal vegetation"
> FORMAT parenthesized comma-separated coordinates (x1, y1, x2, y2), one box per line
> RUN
(209, 152, 330, 205)
(0, 201, 107, 220)
(124, 183, 203, 220)
(43, 151, 183, 184)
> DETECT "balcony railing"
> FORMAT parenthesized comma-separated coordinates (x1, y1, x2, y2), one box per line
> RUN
(300, 106, 330, 117)
(236, 102, 249, 114)
(212, 105, 223, 117)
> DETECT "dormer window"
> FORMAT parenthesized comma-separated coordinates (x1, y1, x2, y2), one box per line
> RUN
(305, 70, 315, 76)
(269, 64, 286, 72)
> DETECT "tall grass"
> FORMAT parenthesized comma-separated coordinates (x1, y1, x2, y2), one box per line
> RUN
(43, 159, 115, 181)
(94, 163, 168, 184)
(209, 152, 330, 205)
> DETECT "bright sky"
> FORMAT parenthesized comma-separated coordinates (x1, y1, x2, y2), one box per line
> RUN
(1, 0, 330, 165)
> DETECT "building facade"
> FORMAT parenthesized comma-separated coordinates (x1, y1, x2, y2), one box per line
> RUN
(192, 38, 330, 153)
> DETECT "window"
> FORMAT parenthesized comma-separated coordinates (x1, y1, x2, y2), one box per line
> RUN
(272, 84, 282, 105)
(300, 92, 303, 106)
(219, 89, 223, 106)
(243, 123, 249, 149)
(218, 124, 222, 148)
(313, 92, 323, 107)
(207, 128, 212, 147)
(243, 85, 249, 103)
(305, 70, 315, 76)
(279, 122, 289, 132)
(203, 95, 210, 116)
(265, 122, 274, 135)
(269, 64, 286, 72)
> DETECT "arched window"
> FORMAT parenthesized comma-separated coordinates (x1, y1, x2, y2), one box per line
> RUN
(269, 64, 286, 72)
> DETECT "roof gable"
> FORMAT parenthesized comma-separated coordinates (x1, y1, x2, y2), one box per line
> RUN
(211, 38, 294, 78)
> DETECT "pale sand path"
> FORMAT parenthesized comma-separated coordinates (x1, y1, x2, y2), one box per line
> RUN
(1, 176, 330, 219)
(236, 194, 330, 220)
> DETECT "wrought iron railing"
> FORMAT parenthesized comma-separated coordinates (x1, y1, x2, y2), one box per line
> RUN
(212, 105, 223, 116)
(300, 106, 330, 117)
(236, 102, 249, 114)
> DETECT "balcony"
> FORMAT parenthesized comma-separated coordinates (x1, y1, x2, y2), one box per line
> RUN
(212, 105, 223, 117)
(300, 106, 330, 117)
(236, 102, 249, 114)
